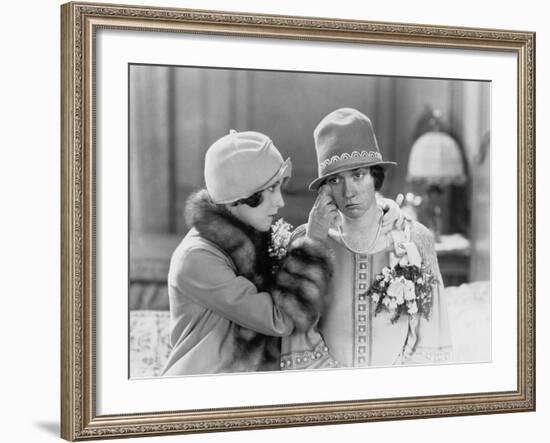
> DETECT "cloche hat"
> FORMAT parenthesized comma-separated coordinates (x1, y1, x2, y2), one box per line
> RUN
(309, 108, 396, 191)
(205, 130, 292, 204)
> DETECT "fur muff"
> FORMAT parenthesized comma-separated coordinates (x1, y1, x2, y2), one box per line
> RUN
(274, 236, 333, 332)
(184, 189, 333, 368)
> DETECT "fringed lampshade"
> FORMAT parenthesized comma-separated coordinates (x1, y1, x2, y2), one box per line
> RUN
(407, 131, 466, 185)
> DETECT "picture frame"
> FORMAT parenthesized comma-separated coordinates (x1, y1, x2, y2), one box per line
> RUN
(61, 1, 535, 440)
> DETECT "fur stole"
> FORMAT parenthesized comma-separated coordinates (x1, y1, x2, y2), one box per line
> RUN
(185, 189, 333, 371)
(185, 189, 274, 289)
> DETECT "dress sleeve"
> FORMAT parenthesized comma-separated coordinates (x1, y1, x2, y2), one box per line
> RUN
(399, 222, 454, 364)
(171, 246, 294, 337)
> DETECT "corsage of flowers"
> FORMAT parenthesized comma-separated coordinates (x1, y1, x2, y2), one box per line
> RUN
(365, 264, 436, 323)
(268, 218, 293, 273)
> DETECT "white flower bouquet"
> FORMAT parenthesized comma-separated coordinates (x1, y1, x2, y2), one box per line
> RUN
(366, 264, 436, 323)
(268, 218, 294, 273)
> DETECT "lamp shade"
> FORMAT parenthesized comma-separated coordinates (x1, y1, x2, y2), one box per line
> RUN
(407, 131, 466, 185)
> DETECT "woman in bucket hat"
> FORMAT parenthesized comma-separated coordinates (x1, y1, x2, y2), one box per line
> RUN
(280, 108, 453, 370)
(162, 130, 335, 375)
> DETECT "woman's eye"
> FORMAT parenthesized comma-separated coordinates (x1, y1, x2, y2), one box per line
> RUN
(353, 172, 364, 179)
(328, 177, 340, 185)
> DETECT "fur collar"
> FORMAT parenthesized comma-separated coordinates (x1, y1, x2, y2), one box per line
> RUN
(184, 189, 280, 371)
(185, 189, 273, 288)
(183, 189, 332, 372)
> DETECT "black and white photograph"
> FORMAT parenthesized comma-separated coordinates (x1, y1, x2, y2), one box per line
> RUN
(55, 1, 537, 440)
(128, 65, 491, 378)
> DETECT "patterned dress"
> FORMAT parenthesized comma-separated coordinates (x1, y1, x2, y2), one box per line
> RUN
(280, 219, 453, 370)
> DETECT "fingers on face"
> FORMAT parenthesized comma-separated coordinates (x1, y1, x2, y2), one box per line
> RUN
(317, 184, 332, 200)
(314, 188, 329, 206)
(313, 194, 330, 211)
(320, 202, 338, 219)
(313, 198, 325, 212)
(319, 194, 332, 205)
(319, 184, 331, 196)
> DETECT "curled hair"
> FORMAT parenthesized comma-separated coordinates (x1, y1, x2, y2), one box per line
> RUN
(232, 190, 264, 208)
(369, 165, 385, 191)
(230, 177, 288, 208)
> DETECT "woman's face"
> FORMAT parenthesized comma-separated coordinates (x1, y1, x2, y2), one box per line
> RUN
(325, 167, 376, 219)
(229, 180, 285, 232)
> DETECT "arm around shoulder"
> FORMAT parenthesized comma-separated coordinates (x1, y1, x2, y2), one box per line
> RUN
(273, 233, 333, 332)
(171, 245, 294, 336)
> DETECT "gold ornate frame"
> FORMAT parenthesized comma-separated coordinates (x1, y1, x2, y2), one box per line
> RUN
(61, 1, 536, 440)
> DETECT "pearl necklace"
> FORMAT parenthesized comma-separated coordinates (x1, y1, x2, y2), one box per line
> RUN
(338, 212, 383, 255)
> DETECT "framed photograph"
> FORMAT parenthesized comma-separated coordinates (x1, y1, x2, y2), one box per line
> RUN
(61, 1, 535, 440)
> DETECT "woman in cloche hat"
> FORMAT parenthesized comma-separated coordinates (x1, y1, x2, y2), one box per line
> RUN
(161, 130, 335, 376)
(281, 108, 453, 370)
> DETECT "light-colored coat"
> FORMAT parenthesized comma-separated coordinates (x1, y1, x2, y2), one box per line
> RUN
(162, 190, 333, 376)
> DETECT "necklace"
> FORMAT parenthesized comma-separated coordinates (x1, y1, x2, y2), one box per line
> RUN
(338, 212, 383, 255)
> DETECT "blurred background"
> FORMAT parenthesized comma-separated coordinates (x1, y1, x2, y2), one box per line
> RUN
(129, 64, 490, 310)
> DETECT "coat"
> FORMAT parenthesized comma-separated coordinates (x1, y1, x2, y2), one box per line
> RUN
(161, 190, 333, 376)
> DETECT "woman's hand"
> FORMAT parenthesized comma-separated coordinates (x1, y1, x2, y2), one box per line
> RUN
(363, 197, 410, 254)
(306, 185, 339, 242)
(379, 197, 409, 234)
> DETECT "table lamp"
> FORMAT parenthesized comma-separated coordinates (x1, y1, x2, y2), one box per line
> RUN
(407, 109, 466, 241)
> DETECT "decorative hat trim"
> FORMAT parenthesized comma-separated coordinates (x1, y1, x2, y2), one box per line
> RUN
(319, 150, 382, 172)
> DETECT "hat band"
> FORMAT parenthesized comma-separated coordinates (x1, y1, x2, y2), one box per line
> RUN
(319, 150, 382, 172)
